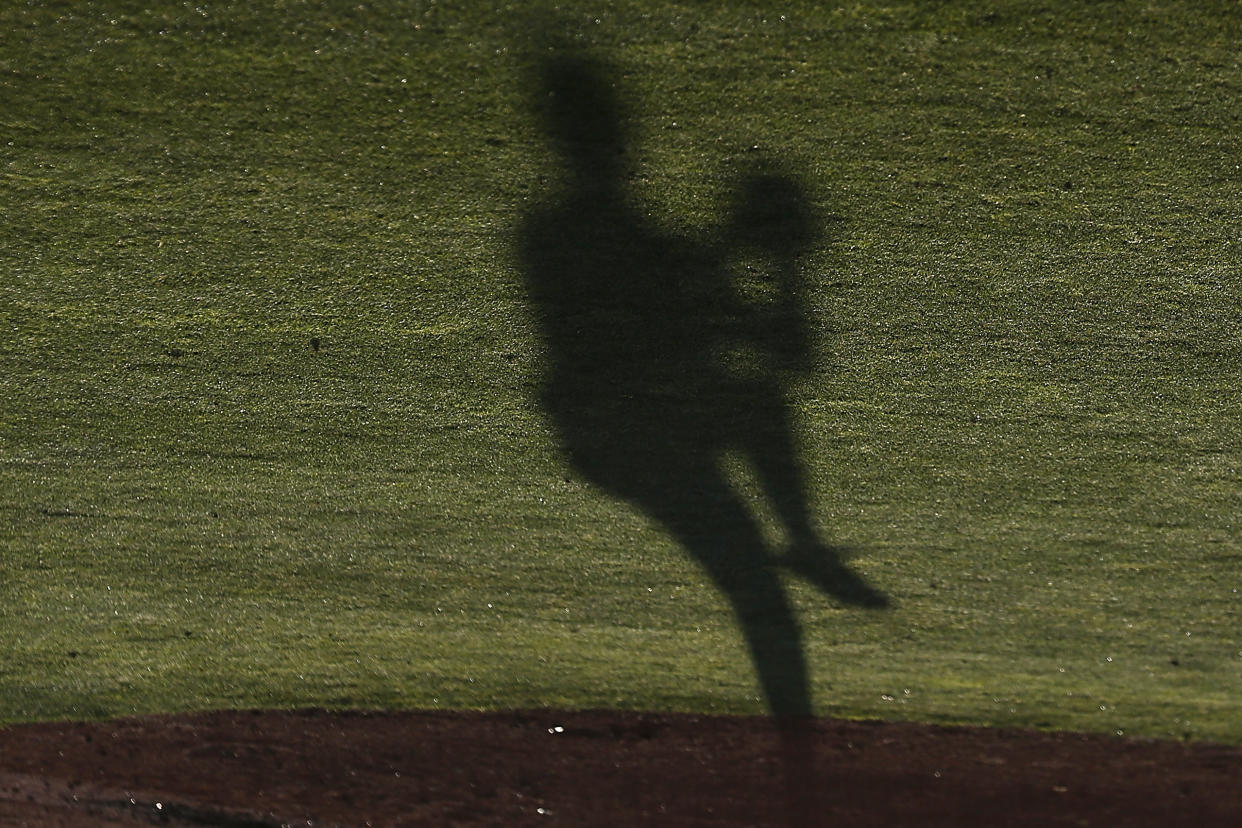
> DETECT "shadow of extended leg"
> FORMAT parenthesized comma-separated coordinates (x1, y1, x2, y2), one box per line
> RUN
(642, 474, 824, 825)
(704, 561, 824, 827)
(643, 469, 811, 718)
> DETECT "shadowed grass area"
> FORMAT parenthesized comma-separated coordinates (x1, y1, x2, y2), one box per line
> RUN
(3, 2, 1241, 742)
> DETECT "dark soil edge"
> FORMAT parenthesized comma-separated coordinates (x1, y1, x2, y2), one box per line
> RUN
(2, 708, 1241, 826)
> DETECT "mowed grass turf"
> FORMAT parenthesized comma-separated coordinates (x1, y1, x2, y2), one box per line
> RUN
(3, 1, 1241, 740)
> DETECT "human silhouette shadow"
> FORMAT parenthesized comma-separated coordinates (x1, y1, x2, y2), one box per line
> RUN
(518, 52, 888, 728)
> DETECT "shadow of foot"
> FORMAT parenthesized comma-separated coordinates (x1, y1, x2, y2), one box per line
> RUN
(782, 543, 890, 609)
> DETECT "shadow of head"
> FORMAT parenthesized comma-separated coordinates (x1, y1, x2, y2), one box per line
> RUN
(533, 52, 628, 177)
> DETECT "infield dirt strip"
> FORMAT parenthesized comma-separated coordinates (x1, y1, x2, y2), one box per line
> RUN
(1, 708, 1241, 827)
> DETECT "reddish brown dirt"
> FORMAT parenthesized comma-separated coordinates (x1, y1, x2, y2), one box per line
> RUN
(2, 708, 1241, 827)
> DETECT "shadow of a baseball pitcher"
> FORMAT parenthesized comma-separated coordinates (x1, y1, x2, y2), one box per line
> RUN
(517, 51, 889, 820)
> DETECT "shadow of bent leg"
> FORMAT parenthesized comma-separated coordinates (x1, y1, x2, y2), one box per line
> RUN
(784, 541, 890, 609)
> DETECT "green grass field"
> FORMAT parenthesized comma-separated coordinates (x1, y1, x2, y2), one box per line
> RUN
(3, 1, 1242, 742)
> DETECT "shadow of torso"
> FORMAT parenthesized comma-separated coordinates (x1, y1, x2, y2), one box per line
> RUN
(522, 190, 740, 503)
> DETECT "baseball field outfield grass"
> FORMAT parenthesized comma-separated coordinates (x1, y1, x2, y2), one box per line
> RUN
(3, 1, 1241, 742)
